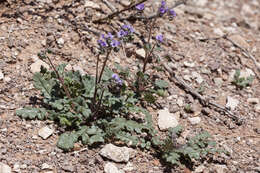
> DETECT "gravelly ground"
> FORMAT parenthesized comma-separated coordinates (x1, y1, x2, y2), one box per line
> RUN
(0, 0, 260, 172)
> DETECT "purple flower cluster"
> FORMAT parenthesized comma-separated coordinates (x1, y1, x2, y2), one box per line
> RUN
(159, 1, 168, 14)
(98, 33, 120, 48)
(112, 73, 123, 85)
(156, 34, 163, 43)
(117, 24, 134, 39)
(159, 1, 177, 18)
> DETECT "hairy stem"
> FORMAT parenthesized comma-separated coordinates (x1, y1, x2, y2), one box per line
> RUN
(98, 49, 112, 83)
(93, 54, 100, 104)
(142, 18, 156, 73)
(45, 55, 75, 111)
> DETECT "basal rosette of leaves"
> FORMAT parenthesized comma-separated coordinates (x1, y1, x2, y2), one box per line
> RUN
(16, 64, 222, 166)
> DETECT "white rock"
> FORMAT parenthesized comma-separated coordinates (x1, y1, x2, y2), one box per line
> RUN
(226, 96, 239, 111)
(0, 71, 4, 80)
(184, 61, 195, 68)
(100, 144, 136, 163)
(255, 104, 260, 113)
(36, 0, 52, 3)
(239, 68, 255, 78)
(13, 163, 20, 173)
(214, 164, 228, 173)
(177, 97, 184, 107)
(192, 72, 203, 84)
(247, 98, 259, 104)
(214, 78, 223, 87)
(84, 1, 101, 9)
(4, 77, 11, 83)
(38, 126, 54, 139)
(195, 165, 205, 173)
(0, 162, 12, 173)
(57, 38, 64, 45)
(120, 0, 131, 6)
(183, 75, 192, 82)
(135, 49, 146, 59)
(158, 109, 179, 131)
(20, 164, 27, 169)
(188, 117, 201, 125)
(30, 60, 49, 73)
(123, 162, 135, 171)
(41, 163, 52, 170)
(213, 28, 224, 36)
(104, 162, 122, 173)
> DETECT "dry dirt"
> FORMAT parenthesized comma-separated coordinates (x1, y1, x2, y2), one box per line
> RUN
(0, 0, 260, 172)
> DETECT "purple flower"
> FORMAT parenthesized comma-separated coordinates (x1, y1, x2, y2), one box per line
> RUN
(136, 3, 145, 11)
(159, 1, 168, 15)
(160, 6, 168, 14)
(98, 39, 108, 47)
(110, 39, 121, 47)
(156, 34, 163, 43)
(122, 24, 134, 33)
(112, 73, 123, 85)
(169, 9, 176, 17)
(117, 29, 127, 38)
(161, 1, 166, 7)
(128, 26, 134, 33)
(106, 32, 114, 40)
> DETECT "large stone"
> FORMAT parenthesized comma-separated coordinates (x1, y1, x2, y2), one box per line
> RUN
(226, 96, 239, 111)
(0, 163, 12, 173)
(84, 1, 101, 9)
(158, 109, 179, 131)
(188, 117, 201, 125)
(30, 60, 49, 73)
(38, 126, 54, 140)
(135, 49, 146, 59)
(104, 162, 122, 173)
(100, 144, 136, 163)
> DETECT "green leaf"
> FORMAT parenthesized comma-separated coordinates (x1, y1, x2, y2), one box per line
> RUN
(16, 107, 47, 120)
(81, 133, 89, 145)
(155, 80, 168, 89)
(86, 126, 102, 135)
(57, 132, 78, 151)
(33, 72, 56, 99)
(163, 152, 180, 165)
(156, 89, 166, 97)
(89, 134, 104, 145)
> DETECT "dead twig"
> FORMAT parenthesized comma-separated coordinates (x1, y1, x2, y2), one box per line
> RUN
(163, 63, 243, 124)
(93, 0, 149, 23)
(224, 35, 260, 80)
(101, 0, 117, 12)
